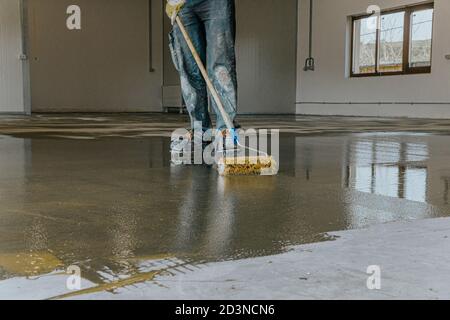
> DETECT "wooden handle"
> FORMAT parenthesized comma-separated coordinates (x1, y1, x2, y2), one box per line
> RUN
(175, 16, 234, 131)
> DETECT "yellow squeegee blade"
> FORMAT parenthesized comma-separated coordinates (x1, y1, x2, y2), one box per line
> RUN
(217, 156, 278, 176)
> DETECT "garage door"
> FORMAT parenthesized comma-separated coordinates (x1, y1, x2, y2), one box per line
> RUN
(0, 0, 29, 113)
(28, 0, 163, 112)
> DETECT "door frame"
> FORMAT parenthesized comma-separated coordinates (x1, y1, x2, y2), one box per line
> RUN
(0, 0, 30, 114)
(20, 0, 31, 114)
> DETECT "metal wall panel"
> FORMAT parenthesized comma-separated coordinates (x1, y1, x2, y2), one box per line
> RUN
(235, 0, 297, 114)
(162, 0, 298, 115)
(28, 0, 163, 112)
(0, 0, 26, 113)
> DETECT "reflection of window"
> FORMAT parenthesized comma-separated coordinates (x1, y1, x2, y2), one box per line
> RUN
(404, 168, 427, 203)
(375, 166, 400, 198)
(351, 3, 434, 77)
(348, 140, 428, 203)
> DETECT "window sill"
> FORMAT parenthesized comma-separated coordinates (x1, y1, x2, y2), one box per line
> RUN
(350, 69, 431, 78)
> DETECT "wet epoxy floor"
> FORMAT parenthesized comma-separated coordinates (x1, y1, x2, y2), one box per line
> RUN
(1, 114, 450, 296)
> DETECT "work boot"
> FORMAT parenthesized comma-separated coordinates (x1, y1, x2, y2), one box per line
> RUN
(214, 129, 239, 157)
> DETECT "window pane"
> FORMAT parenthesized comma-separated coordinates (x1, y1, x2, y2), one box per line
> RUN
(352, 16, 377, 74)
(378, 11, 405, 73)
(410, 9, 434, 68)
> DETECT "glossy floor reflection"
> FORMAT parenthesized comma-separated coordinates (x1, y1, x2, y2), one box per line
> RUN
(1, 132, 449, 287)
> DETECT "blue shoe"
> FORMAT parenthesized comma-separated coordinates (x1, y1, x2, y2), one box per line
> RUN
(215, 129, 239, 156)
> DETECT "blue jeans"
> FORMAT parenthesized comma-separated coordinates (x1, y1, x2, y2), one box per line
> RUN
(169, 0, 238, 131)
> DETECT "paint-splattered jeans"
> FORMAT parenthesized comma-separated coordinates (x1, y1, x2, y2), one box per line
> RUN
(169, 0, 238, 131)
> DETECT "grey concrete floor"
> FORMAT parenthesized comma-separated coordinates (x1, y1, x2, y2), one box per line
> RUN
(1, 114, 450, 299)
(64, 217, 450, 300)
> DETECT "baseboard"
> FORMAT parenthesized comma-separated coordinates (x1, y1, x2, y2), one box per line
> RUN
(296, 103, 450, 119)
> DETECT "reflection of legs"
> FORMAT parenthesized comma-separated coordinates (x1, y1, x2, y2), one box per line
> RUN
(169, 8, 212, 131)
(197, 0, 238, 130)
(204, 177, 235, 256)
(172, 169, 216, 252)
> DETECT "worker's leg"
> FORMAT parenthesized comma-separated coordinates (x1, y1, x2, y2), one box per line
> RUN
(196, 0, 238, 131)
(169, 5, 211, 131)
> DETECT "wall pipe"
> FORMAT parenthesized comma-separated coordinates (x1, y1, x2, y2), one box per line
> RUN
(304, 0, 315, 71)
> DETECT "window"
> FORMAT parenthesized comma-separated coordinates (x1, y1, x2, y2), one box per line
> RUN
(351, 3, 434, 77)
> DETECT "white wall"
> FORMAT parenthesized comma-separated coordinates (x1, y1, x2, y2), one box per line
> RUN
(0, 0, 28, 113)
(297, 0, 450, 118)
